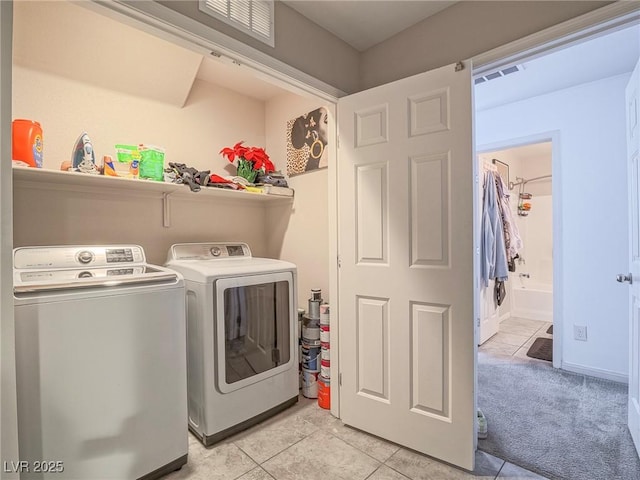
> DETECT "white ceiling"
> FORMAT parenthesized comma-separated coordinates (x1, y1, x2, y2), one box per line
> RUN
(282, 0, 456, 51)
(474, 24, 640, 111)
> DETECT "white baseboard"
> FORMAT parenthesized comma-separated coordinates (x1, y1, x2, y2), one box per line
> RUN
(562, 361, 628, 384)
(499, 312, 511, 323)
(511, 308, 552, 323)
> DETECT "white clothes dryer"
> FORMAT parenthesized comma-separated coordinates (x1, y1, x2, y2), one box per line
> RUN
(165, 242, 298, 446)
(13, 245, 188, 479)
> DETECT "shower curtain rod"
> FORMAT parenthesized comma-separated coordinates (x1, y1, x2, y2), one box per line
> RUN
(509, 174, 552, 190)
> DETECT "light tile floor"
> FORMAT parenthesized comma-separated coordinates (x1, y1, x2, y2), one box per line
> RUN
(478, 317, 553, 363)
(164, 389, 548, 479)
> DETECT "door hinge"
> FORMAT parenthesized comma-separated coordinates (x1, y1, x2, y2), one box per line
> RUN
(337, 256, 341, 268)
(337, 135, 340, 149)
(455, 61, 465, 72)
(339, 372, 342, 386)
(476, 317, 480, 328)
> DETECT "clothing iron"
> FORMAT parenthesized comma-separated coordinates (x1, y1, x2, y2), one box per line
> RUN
(71, 132, 99, 174)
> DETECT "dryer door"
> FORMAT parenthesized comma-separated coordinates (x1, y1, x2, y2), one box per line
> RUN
(214, 271, 295, 393)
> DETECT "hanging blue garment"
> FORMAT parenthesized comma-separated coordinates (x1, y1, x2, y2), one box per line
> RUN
(481, 171, 509, 287)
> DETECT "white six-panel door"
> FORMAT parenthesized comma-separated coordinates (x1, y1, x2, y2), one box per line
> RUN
(626, 56, 640, 458)
(338, 62, 475, 470)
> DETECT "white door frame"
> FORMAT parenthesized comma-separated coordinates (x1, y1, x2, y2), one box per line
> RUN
(476, 132, 561, 368)
(625, 56, 640, 458)
(1, 0, 19, 474)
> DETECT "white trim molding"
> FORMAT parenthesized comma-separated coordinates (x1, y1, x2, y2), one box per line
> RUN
(562, 361, 628, 385)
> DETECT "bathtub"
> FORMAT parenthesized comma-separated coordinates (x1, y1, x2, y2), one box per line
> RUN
(511, 280, 553, 322)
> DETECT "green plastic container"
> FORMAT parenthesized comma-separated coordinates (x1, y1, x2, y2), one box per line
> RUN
(139, 145, 165, 182)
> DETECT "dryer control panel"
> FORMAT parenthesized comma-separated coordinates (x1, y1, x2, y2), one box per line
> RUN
(168, 243, 251, 261)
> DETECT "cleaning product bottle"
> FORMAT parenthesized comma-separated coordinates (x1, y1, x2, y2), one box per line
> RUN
(103, 155, 118, 176)
(129, 159, 139, 179)
(12, 119, 43, 168)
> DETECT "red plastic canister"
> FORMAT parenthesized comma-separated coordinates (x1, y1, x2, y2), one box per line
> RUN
(12, 119, 43, 168)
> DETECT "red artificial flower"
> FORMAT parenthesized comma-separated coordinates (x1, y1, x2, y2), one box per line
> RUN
(219, 141, 249, 163)
(219, 141, 275, 173)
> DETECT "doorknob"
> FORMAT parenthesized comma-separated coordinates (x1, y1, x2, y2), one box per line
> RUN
(616, 273, 633, 284)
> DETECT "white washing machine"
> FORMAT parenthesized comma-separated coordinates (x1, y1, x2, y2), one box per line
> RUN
(165, 242, 298, 446)
(13, 245, 188, 479)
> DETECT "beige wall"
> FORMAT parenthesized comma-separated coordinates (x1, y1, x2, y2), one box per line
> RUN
(12, 184, 271, 266)
(359, 1, 611, 90)
(13, 0, 203, 108)
(265, 92, 334, 308)
(12, 67, 265, 174)
(11, 65, 277, 265)
(158, 0, 360, 94)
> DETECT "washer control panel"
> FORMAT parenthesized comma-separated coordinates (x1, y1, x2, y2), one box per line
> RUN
(14, 245, 146, 270)
(105, 248, 135, 264)
(19, 266, 145, 282)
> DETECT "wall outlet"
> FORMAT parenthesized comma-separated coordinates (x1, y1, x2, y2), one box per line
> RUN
(574, 325, 588, 341)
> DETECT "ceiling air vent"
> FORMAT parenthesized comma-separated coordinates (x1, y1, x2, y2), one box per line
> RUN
(474, 65, 523, 85)
(199, 0, 274, 47)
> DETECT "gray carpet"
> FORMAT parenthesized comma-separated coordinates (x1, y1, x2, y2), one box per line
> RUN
(478, 352, 640, 480)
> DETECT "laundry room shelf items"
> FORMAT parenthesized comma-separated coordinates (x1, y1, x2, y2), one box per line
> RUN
(13, 167, 294, 227)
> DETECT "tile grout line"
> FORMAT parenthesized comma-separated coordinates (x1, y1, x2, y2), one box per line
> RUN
(379, 460, 412, 480)
(305, 413, 402, 465)
(321, 424, 392, 464)
(235, 423, 321, 467)
(231, 465, 277, 480)
(226, 405, 322, 467)
(494, 459, 507, 479)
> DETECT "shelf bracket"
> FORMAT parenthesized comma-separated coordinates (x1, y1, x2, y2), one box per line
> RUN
(163, 192, 173, 228)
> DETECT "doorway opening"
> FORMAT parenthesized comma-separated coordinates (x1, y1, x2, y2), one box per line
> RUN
(477, 140, 554, 363)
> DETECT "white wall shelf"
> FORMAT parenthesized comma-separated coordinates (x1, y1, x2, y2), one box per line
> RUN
(13, 167, 293, 202)
(13, 167, 293, 227)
